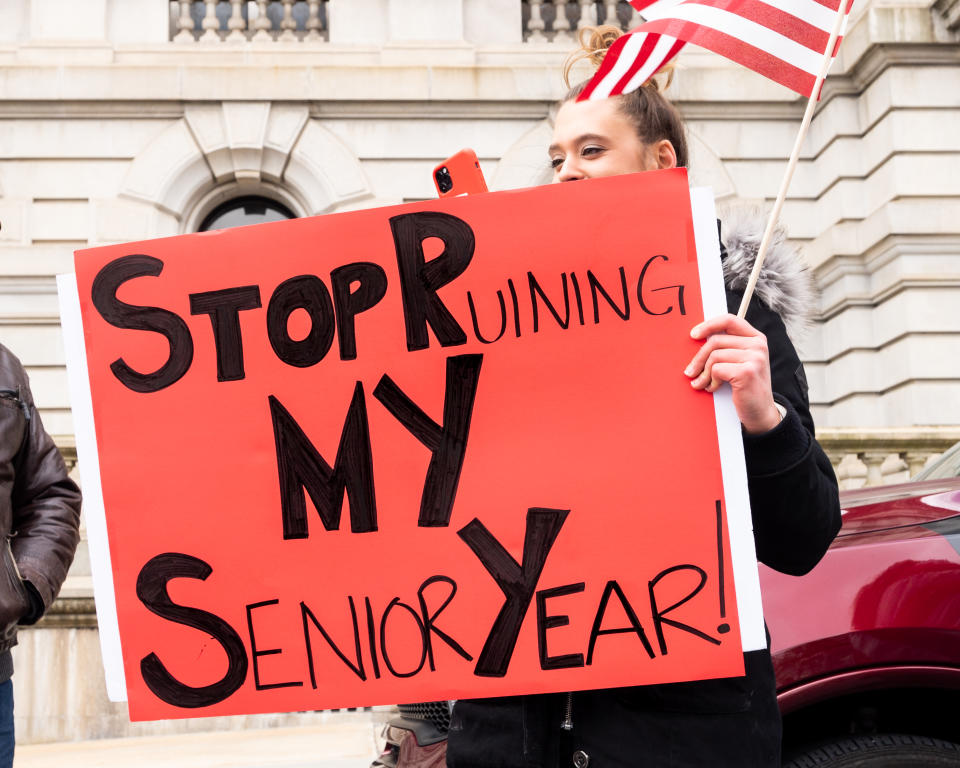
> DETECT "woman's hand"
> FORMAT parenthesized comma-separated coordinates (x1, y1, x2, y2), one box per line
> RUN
(684, 314, 782, 434)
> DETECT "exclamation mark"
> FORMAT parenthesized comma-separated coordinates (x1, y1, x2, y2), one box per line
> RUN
(716, 499, 730, 635)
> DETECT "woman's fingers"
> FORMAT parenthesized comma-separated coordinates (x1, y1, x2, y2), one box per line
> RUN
(705, 361, 768, 393)
(686, 313, 779, 433)
(685, 332, 765, 380)
(690, 313, 763, 341)
(689, 348, 753, 390)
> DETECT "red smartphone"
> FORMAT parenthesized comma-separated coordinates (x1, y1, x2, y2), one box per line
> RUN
(433, 148, 488, 197)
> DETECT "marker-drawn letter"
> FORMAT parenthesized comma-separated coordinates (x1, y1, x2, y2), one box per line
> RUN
(91, 255, 194, 393)
(458, 508, 569, 677)
(637, 255, 686, 316)
(536, 583, 586, 670)
(390, 211, 473, 351)
(648, 564, 719, 655)
(266, 275, 336, 367)
(269, 384, 377, 538)
(379, 598, 428, 679)
(246, 599, 303, 691)
(136, 553, 247, 708)
(374, 354, 482, 528)
(586, 579, 655, 665)
(587, 267, 630, 323)
(301, 597, 367, 687)
(331, 262, 388, 360)
(418, 575, 473, 671)
(189, 285, 262, 381)
(528, 272, 570, 331)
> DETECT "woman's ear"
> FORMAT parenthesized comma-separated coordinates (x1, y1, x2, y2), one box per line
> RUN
(654, 139, 677, 170)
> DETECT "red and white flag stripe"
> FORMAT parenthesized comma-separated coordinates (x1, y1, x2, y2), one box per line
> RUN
(579, 0, 853, 101)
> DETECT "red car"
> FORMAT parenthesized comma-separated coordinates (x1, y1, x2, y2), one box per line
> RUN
(376, 443, 960, 767)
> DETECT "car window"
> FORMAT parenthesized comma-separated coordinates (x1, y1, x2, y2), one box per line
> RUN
(914, 440, 960, 481)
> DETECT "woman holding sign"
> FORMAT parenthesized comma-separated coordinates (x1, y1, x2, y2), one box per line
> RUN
(445, 26, 842, 768)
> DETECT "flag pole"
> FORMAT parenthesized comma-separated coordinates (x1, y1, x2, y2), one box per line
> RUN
(736, 0, 852, 319)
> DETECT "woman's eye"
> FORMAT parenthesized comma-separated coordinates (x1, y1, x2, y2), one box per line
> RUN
(582, 146, 604, 157)
(550, 157, 564, 169)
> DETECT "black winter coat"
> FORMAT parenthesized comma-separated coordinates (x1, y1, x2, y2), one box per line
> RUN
(446, 279, 842, 768)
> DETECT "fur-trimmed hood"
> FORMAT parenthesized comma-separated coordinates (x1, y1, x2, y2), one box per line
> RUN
(719, 206, 815, 342)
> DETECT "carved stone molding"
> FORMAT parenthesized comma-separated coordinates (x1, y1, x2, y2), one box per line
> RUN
(820, 426, 960, 489)
(118, 102, 374, 226)
(935, 0, 960, 33)
(54, 435, 77, 474)
(818, 426, 960, 455)
(33, 597, 97, 629)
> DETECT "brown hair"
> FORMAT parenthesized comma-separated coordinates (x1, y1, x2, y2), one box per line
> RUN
(561, 26, 688, 169)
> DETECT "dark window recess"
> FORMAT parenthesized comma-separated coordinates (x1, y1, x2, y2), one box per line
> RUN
(199, 196, 296, 232)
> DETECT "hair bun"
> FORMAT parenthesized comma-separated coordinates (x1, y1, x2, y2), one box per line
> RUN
(563, 24, 623, 88)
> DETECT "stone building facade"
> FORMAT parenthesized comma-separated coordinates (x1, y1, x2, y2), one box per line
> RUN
(0, 0, 958, 744)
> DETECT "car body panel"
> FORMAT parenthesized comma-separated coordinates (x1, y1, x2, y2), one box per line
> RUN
(777, 665, 960, 715)
(837, 480, 960, 536)
(764, 477, 960, 707)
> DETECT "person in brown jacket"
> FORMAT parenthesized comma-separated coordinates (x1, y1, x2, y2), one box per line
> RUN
(0, 342, 81, 766)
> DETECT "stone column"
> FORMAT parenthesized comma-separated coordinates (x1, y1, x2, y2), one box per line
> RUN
(902, 451, 930, 478)
(172, 1, 196, 43)
(604, 0, 621, 29)
(278, 0, 298, 41)
(305, 0, 325, 41)
(858, 452, 889, 487)
(553, 1, 574, 44)
(527, 0, 547, 41)
(199, 0, 221, 43)
(577, 0, 598, 31)
(226, 0, 246, 42)
(251, 0, 273, 41)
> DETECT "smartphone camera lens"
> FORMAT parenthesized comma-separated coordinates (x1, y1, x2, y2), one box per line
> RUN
(435, 166, 453, 194)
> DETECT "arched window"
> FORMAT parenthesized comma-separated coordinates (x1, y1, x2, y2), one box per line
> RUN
(199, 196, 296, 232)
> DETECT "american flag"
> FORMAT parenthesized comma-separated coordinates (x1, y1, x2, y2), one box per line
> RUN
(579, 0, 854, 102)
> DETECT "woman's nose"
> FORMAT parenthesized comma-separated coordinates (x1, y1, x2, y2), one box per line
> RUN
(556, 158, 584, 182)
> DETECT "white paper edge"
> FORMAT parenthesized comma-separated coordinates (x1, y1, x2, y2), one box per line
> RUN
(56, 273, 128, 701)
(689, 187, 767, 653)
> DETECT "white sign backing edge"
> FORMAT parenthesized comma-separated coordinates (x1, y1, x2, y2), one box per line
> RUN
(57, 273, 128, 701)
(689, 187, 767, 653)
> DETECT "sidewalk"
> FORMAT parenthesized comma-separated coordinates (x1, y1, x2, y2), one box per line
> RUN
(14, 720, 381, 768)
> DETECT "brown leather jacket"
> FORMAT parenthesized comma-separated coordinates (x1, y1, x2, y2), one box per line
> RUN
(0, 343, 81, 652)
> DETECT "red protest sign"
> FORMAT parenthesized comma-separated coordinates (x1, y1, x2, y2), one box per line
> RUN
(69, 168, 762, 721)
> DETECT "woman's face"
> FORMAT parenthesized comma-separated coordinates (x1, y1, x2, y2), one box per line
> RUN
(549, 97, 675, 182)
